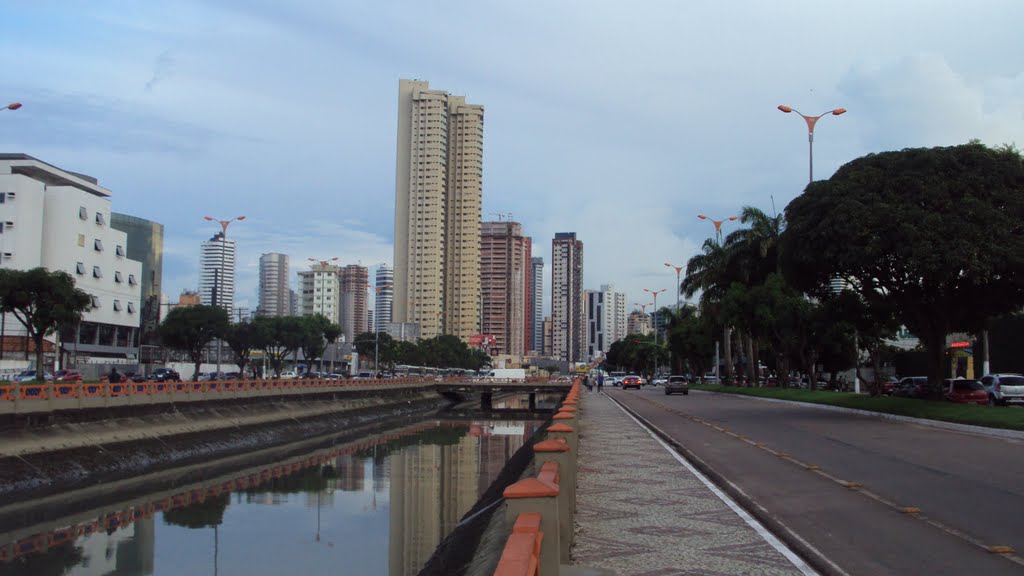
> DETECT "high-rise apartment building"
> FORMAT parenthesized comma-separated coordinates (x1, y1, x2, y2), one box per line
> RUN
(0, 154, 143, 361)
(628, 310, 653, 335)
(551, 233, 585, 363)
(480, 221, 531, 357)
(199, 233, 236, 315)
(111, 214, 163, 349)
(258, 253, 290, 317)
(393, 79, 483, 341)
(375, 264, 393, 332)
(340, 264, 369, 342)
(586, 283, 627, 360)
(530, 257, 544, 353)
(297, 262, 340, 322)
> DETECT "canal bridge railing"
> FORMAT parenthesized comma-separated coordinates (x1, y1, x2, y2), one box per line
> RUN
(0, 377, 573, 417)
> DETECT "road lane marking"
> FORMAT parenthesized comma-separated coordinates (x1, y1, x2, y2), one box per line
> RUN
(607, 394, 822, 576)
(627, 390, 1024, 569)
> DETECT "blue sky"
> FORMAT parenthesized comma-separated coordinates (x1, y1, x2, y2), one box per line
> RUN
(1, 1, 1022, 314)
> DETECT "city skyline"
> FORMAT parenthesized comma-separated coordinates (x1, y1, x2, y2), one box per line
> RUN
(1, 3, 1020, 319)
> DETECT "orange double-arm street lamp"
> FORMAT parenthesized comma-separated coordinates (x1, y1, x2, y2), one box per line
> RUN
(308, 257, 339, 267)
(697, 214, 738, 244)
(777, 105, 846, 184)
(2, 102, 21, 112)
(664, 262, 684, 311)
(204, 215, 246, 237)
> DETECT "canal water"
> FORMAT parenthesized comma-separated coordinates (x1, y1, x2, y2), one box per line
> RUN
(0, 414, 542, 576)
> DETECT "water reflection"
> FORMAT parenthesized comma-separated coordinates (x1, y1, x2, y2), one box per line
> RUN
(0, 417, 538, 576)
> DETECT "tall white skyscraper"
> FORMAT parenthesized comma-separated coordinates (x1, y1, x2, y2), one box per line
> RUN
(393, 79, 483, 340)
(375, 265, 394, 332)
(586, 283, 627, 359)
(258, 253, 290, 317)
(199, 232, 236, 314)
(530, 257, 544, 353)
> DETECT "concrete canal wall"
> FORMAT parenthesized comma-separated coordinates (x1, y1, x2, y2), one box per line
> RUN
(0, 386, 448, 503)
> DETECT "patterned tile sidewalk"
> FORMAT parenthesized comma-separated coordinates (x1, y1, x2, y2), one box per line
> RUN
(572, 390, 813, 576)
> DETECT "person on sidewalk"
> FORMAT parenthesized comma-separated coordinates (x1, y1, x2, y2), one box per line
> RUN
(584, 374, 592, 392)
(597, 373, 604, 392)
(108, 367, 122, 383)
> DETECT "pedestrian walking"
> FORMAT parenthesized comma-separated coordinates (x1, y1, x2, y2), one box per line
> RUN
(597, 373, 604, 392)
(584, 374, 592, 392)
(108, 367, 122, 383)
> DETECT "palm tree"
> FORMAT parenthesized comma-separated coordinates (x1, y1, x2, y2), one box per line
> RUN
(682, 239, 737, 382)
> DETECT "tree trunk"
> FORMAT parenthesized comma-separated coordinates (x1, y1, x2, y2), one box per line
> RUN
(723, 326, 734, 384)
(752, 340, 761, 385)
(924, 328, 949, 400)
(33, 333, 45, 381)
(870, 347, 884, 396)
(746, 334, 756, 384)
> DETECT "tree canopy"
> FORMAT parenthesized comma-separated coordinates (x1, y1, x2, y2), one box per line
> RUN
(159, 305, 229, 381)
(783, 143, 1024, 389)
(0, 268, 92, 379)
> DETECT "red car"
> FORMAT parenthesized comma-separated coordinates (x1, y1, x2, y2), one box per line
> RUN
(944, 378, 989, 405)
(54, 369, 83, 381)
(621, 375, 642, 390)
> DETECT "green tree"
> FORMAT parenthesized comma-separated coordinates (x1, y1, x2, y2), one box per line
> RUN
(298, 314, 332, 374)
(783, 143, 1024, 394)
(223, 321, 261, 379)
(158, 305, 229, 381)
(252, 316, 307, 377)
(323, 322, 343, 373)
(682, 239, 737, 382)
(0, 268, 92, 380)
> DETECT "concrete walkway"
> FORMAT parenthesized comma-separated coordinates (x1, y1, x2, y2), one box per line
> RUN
(572, 390, 816, 576)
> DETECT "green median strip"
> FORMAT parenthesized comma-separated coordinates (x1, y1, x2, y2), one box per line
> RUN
(691, 384, 1024, 432)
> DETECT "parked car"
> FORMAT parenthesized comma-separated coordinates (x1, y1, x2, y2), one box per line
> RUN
(665, 375, 689, 396)
(892, 376, 931, 399)
(703, 372, 719, 383)
(14, 370, 53, 382)
(883, 376, 899, 395)
(123, 371, 147, 383)
(943, 378, 989, 405)
(979, 373, 1024, 406)
(148, 368, 181, 382)
(278, 370, 298, 379)
(54, 369, 83, 381)
(621, 375, 642, 390)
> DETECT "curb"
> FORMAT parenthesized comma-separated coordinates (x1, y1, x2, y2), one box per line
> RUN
(692, 390, 1024, 441)
(604, 393, 848, 576)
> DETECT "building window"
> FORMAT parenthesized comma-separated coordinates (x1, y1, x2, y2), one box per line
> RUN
(94, 239, 104, 252)
(115, 245, 125, 257)
(128, 274, 137, 286)
(95, 212, 105, 226)
(114, 271, 123, 283)
(113, 300, 122, 312)
(78, 234, 85, 247)
(93, 266, 102, 278)
(127, 302, 136, 314)
(91, 295, 100, 308)
(79, 206, 88, 220)
(76, 262, 86, 275)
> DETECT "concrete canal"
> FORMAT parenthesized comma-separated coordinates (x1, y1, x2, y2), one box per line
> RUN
(0, 393, 559, 576)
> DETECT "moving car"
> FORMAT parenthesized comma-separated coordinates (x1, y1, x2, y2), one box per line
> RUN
(664, 375, 689, 396)
(148, 368, 181, 382)
(943, 378, 989, 405)
(621, 375, 642, 390)
(14, 370, 53, 382)
(979, 373, 1024, 406)
(54, 369, 83, 381)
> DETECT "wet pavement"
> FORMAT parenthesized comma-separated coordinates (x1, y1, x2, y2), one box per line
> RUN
(572, 389, 816, 576)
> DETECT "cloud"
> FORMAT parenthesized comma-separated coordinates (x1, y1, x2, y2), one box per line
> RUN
(144, 50, 175, 92)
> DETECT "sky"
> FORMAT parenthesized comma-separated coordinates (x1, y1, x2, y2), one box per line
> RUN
(1, 0, 1022, 317)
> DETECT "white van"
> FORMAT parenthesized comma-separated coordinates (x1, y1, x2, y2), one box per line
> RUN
(485, 368, 527, 381)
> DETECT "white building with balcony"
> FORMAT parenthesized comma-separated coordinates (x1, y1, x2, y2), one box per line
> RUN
(0, 154, 143, 365)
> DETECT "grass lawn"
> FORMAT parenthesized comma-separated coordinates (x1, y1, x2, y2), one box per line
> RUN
(691, 384, 1024, 432)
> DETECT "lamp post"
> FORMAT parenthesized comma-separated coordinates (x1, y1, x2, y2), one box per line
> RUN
(203, 215, 245, 375)
(664, 262, 684, 311)
(777, 104, 847, 184)
(643, 289, 667, 345)
(696, 214, 738, 244)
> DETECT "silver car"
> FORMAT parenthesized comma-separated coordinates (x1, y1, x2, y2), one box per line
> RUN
(665, 375, 689, 395)
(980, 373, 1024, 405)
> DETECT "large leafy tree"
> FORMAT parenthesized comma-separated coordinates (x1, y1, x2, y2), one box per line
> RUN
(252, 316, 307, 377)
(223, 321, 260, 378)
(0, 268, 92, 380)
(783, 143, 1024, 392)
(353, 331, 397, 371)
(298, 314, 334, 374)
(159, 305, 229, 381)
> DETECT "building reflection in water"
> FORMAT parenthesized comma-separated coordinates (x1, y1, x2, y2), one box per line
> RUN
(67, 517, 155, 576)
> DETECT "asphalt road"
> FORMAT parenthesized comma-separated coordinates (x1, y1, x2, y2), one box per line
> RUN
(606, 386, 1024, 576)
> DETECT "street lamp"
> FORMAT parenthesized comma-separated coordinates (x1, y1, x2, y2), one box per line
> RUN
(203, 215, 245, 375)
(2, 102, 21, 112)
(696, 214, 738, 244)
(777, 104, 847, 184)
(643, 289, 667, 344)
(664, 262, 684, 311)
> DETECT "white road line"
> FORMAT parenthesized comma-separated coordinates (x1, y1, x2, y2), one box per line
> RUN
(608, 397, 821, 576)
